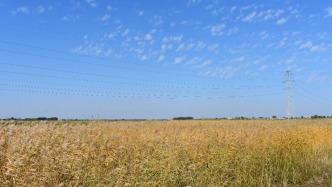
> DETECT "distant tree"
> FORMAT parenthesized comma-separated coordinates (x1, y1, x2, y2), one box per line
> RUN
(173, 117, 194, 120)
(272, 116, 277, 119)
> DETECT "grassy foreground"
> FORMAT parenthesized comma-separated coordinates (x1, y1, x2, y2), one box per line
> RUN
(1, 119, 332, 186)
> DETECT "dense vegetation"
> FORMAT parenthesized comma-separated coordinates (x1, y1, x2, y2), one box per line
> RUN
(1, 119, 332, 186)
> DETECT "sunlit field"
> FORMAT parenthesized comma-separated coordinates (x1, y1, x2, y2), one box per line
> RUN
(1, 119, 332, 186)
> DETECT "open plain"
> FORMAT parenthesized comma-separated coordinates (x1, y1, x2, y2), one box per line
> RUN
(1, 119, 332, 186)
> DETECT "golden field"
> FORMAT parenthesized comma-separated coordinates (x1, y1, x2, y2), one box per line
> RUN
(0, 119, 332, 186)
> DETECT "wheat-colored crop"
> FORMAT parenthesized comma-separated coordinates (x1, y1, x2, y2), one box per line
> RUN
(0, 119, 332, 186)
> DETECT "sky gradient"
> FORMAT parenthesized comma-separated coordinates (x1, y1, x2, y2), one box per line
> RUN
(0, 0, 331, 119)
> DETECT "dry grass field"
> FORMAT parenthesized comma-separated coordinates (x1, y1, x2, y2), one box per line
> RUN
(1, 119, 332, 186)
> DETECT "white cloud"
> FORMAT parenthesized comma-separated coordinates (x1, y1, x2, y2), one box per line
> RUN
(162, 35, 183, 43)
(242, 11, 257, 22)
(211, 8, 224, 16)
(62, 15, 79, 22)
(196, 41, 206, 50)
(208, 44, 219, 53)
(259, 65, 269, 71)
(176, 43, 186, 52)
(141, 55, 148, 61)
(261, 9, 284, 20)
(308, 71, 328, 82)
(210, 23, 225, 36)
(310, 45, 326, 52)
(241, 9, 285, 23)
(100, 14, 110, 22)
(201, 66, 237, 78)
(174, 56, 186, 64)
(232, 57, 245, 63)
(138, 11, 144, 16)
(149, 16, 163, 26)
(161, 44, 173, 52)
(144, 33, 153, 41)
(227, 28, 240, 36)
(195, 60, 213, 68)
(13, 6, 30, 14)
(230, 6, 237, 13)
(144, 29, 157, 41)
(259, 31, 270, 39)
(13, 5, 53, 15)
(299, 41, 326, 52)
(326, 7, 332, 17)
(186, 57, 202, 65)
(187, 0, 202, 6)
(71, 45, 113, 56)
(122, 29, 130, 36)
(107, 32, 117, 39)
(86, 0, 97, 7)
(106, 5, 112, 11)
(36, 5, 45, 14)
(157, 55, 165, 62)
(276, 17, 287, 25)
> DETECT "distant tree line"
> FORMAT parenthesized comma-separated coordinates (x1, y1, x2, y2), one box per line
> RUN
(310, 115, 332, 119)
(173, 116, 194, 120)
(2, 117, 58, 121)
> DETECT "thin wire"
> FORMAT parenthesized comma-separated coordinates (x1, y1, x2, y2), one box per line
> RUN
(0, 42, 272, 80)
(0, 61, 282, 89)
(0, 79, 281, 96)
(0, 70, 283, 91)
(0, 85, 284, 100)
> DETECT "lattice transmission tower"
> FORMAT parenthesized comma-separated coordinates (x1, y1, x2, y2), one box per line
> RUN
(284, 70, 294, 118)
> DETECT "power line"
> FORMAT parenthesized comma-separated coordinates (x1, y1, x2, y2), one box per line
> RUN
(0, 70, 282, 91)
(0, 61, 282, 88)
(0, 41, 272, 80)
(0, 79, 281, 96)
(294, 84, 332, 109)
(0, 85, 283, 100)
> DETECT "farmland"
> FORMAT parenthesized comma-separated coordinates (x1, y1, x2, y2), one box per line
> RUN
(1, 119, 332, 186)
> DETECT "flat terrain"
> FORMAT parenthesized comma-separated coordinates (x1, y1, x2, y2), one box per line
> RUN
(1, 119, 332, 186)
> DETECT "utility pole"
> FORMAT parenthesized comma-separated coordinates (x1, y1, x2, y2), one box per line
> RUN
(284, 70, 294, 119)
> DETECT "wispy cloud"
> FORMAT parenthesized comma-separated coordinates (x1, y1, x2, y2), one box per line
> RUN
(201, 66, 238, 78)
(187, 0, 202, 6)
(174, 56, 186, 64)
(227, 28, 240, 36)
(144, 29, 157, 41)
(36, 5, 45, 14)
(100, 14, 110, 22)
(276, 17, 287, 25)
(122, 29, 130, 36)
(325, 7, 332, 17)
(162, 35, 183, 43)
(299, 41, 326, 52)
(210, 23, 225, 36)
(242, 11, 257, 22)
(232, 57, 245, 63)
(62, 15, 79, 22)
(157, 55, 165, 62)
(71, 44, 113, 56)
(260, 9, 284, 20)
(144, 33, 153, 41)
(242, 9, 285, 23)
(106, 5, 113, 11)
(308, 71, 328, 82)
(86, 0, 97, 7)
(195, 60, 213, 68)
(13, 6, 30, 14)
(149, 16, 163, 26)
(13, 5, 52, 15)
(137, 11, 144, 16)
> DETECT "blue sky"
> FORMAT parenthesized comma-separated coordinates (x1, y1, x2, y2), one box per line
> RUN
(0, 0, 331, 119)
